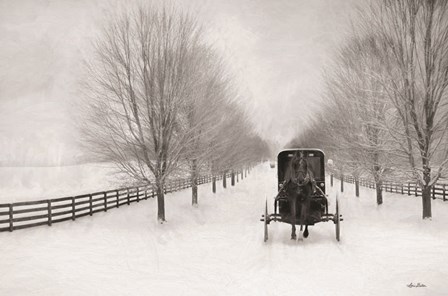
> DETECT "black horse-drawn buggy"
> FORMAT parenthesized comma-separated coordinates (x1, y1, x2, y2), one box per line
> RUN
(261, 149, 342, 242)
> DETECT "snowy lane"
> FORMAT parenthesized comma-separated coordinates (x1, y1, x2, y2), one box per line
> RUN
(1, 163, 448, 295)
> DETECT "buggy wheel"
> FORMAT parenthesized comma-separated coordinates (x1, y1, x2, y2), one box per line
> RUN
(264, 198, 269, 242)
(335, 194, 340, 242)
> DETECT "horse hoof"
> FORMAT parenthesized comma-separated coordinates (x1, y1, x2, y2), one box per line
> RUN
(304, 229, 309, 238)
(291, 235, 297, 240)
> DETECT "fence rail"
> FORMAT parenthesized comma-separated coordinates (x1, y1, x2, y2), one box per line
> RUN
(0, 171, 242, 233)
(336, 174, 447, 201)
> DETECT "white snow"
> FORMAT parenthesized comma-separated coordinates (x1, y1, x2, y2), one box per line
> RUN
(1, 162, 447, 295)
(0, 163, 126, 203)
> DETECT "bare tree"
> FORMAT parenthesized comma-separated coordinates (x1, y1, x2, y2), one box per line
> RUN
(82, 5, 208, 223)
(179, 50, 234, 206)
(210, 101, 269, 179)
(364, 0, 448, 218)
(290, 32, 395, 204)
(327, 34, 395, 203)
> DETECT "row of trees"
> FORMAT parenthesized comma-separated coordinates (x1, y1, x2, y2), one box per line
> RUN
(81, 4, 269, 223)
(291, 0, 448, 219)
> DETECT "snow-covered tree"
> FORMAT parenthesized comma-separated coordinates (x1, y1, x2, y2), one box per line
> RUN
(363, 0, 448, 218)
(178, 48, 232, 206)
(81, 4, 209, 223)
(81, 3, 269, 218)
(325, 34, 395, 203)
(211, 102, 269, 177)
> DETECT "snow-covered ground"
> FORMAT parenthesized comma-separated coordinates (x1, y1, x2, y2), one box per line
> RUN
(1, 163, 447, 296)
(0, 163, 128, 203)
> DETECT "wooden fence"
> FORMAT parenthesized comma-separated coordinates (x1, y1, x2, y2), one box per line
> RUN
(337, 175, 448, 201)
(0, 172, 241, 233)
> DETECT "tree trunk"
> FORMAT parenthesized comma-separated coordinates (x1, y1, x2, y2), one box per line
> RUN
(374, 178, 383, 205)
(191, 159, 198, 206)
(373, 162, 382, 205)
(212, 176, 216, 193)
(422, 166, 432, 219)
(422, 185, 432, 219)
(156, 181, 166, 223)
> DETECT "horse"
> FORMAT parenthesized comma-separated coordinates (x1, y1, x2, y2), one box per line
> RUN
(282, 151, 315, 240)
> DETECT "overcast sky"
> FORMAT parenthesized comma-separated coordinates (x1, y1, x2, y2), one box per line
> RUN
(0, 0, 356, 165)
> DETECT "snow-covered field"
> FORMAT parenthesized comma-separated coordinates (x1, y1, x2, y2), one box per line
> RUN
(1, 163, 447, 296)
(0, 163, 127, 203)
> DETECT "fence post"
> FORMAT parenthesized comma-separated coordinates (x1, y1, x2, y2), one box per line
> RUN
(212, 176, 216, 193)
(127, 188, 130, 205)
(223, 172, 227, 188)
(47, 200, 52, 226)
(90, 194, 93, 215)
(72, 197, 76, 220)
(116, 191, 120, 207)
(401, 184, 404, 195)
(104, 192, 107, 211)
(415, 184, 418, 196)
(9, 204, 13, 232)
(432, 185, 436, 200)
(408, 182, 411, 195)
(340, 174, 344, 193)
(231, 171, 235, 186)
(443, 184, 446, 201)
(330, 174, 333, 187)
(137, 188, 140, 203)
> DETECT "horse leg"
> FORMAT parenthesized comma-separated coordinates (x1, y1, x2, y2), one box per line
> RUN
(298, 201, 304, 240)
(290, 198, 296, 240)
(303, 200, 309, 238)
